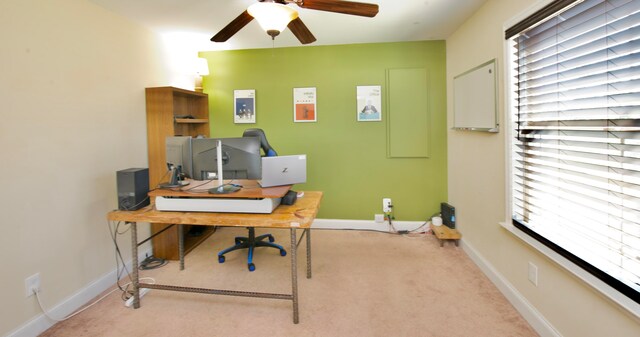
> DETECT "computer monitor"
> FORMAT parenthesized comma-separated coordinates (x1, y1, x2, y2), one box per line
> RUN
(165, 136, 193, 178)
(191, 137, 262, 181)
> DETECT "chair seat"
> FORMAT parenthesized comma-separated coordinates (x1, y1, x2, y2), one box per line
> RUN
(217, 227, 286, 271)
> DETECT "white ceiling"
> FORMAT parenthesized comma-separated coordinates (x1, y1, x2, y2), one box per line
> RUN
(87, 0, 487, 51)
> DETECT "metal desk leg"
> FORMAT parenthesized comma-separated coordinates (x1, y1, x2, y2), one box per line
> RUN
(290, 228, 299, 324)
(130, 222, 140, 309)
(178, 224, 185, 271)
(306, 229, 312, 279)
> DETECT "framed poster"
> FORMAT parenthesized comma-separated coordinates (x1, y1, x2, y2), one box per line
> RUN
(234, 89, 256, 124)
(357, 85, 382, 121)
(293, 87, 317, 122)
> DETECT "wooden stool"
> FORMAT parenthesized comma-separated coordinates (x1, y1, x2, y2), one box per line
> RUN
(430, 223, 461, 247)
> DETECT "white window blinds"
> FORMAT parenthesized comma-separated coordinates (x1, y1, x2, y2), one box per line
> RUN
(509, 0, 640, 303)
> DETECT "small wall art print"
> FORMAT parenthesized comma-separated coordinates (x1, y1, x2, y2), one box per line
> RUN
(356, 85, 382, 122)
(293, 87, 317, 122)
(234, 89, 256, 124)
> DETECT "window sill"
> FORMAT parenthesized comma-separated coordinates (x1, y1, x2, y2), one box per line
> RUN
(499, 221, 640, 320)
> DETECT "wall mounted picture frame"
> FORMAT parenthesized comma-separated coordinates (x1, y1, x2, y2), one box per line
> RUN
(234, 89, 256, 124)
(293, 87, 317, 122)
(357, 85, 382, 122)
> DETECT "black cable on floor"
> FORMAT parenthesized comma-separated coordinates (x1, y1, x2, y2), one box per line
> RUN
(139, 255, 167, 270)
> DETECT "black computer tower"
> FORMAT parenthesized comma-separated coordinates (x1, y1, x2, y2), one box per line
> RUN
(441, 202, 456, 229)
(117, 168, 150, 210)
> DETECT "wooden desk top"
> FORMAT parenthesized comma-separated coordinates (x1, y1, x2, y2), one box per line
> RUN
(107, 191, 323, 229)
(149, 179, 291, 199)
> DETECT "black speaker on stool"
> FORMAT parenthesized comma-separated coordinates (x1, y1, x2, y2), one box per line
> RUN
(117, 168, 150, 211)
(441, 202, 456, 229)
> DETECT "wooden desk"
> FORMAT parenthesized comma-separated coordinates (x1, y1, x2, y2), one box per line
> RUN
(147, 180, 292, 260)
(107, 191, 322, 324)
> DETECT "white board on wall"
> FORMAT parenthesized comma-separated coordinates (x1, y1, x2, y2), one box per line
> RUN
(453, 59, 498, 132)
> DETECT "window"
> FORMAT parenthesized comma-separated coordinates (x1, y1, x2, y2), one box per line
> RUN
(507, 0, 640, 304)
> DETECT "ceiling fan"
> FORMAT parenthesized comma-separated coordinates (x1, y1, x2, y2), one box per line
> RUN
(211, 0, 379, 45)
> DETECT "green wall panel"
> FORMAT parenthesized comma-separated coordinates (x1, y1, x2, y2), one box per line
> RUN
(387, 67, 429, 158)
(200, 41, 447, 221)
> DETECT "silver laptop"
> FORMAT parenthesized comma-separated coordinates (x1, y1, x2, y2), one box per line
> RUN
(259, 155, 307, 187)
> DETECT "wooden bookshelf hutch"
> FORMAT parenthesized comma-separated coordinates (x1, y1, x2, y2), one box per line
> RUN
(145, 86, 214, 260)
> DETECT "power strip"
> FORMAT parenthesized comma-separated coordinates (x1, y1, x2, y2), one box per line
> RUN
(124, 288, 151, 307)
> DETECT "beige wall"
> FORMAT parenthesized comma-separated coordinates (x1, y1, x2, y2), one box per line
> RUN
(447, 0, 640, 336)
(3, 0, 639, 335)
(0, 0, 170, 334)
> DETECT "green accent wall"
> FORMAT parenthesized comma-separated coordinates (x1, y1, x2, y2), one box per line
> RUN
(200, 41, 447, 221)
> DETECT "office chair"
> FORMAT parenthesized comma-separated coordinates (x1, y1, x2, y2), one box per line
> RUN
(217, 128, 287, 271)
(243, 128, 277, 156)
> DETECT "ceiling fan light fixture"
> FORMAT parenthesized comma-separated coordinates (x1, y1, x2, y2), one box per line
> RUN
(247, 2, 298, 38)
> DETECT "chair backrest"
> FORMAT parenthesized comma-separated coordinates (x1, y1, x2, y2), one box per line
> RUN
(242, 128, 277, 157)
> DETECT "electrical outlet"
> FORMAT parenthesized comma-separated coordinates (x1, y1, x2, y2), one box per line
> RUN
(383, 198, 392, 213)
(528, 262, 538, 286)
(374, 214, 384, 223)
(25, 273, 41, 297)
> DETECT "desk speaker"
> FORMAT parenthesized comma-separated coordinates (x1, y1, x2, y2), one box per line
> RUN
(117, 168, 150, 211)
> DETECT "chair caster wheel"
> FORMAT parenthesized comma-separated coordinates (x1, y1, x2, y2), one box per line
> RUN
(248, 263, 256, 272)
(280, 249, 287, 257)
(268, 235, 275, 243)
(218, 255, 225, 263)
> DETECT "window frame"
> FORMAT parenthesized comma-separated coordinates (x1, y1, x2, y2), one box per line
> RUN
(502, 0, 640, 318)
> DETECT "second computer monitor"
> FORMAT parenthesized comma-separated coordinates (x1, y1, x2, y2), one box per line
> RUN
(191, 137, 261, 180)
(165, 136, 193, 178)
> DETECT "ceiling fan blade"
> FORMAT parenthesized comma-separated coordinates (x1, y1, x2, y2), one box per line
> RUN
(211, 10, 254, 42)
(288, 17, 317, 44)
(297, 0, 379, 17)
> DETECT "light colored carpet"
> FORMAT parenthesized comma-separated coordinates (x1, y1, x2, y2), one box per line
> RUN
(41, 228, 538, 337)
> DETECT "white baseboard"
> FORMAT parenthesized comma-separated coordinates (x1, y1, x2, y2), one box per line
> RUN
(8, 247, 152, 337)
(312, 218, 426, 232)
(460, 239, 562, 337)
